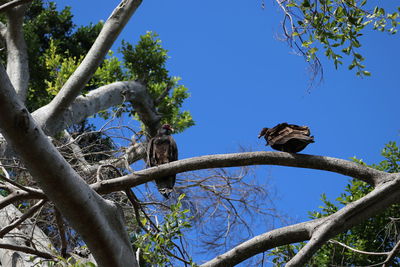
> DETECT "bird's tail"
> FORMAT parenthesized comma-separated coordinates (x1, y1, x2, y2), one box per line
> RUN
(155, 175, 176, 199)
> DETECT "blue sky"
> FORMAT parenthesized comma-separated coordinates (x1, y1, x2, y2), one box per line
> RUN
(56, 0, 399, 263)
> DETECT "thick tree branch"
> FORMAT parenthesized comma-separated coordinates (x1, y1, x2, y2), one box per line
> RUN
(201, 173, 400, 266)
(34, 0, 143, 134)
(5, 3, 29, 102)
(92, 152, 385, 194)
(0, 63, 137, 266)
(286, 174, 400, 266)
(33, 81, 158, 137)
(200, 219, 320, 267)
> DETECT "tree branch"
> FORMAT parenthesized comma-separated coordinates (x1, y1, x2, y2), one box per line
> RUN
(0, 199, 46, 238)
(286, 174, 400, 266)
(200, 219, 320, 267)
(33, 81, 156, 136)
(328, 240, 389, 256)
(201, 173, 400, 266)
(0, 61, 137, 266)
(0, 242, 54, 259)
(5, 2, 29, 102)
(92, 152, 385, 194)
(382, 238, 400, 267)
(34, 0, 143, 134)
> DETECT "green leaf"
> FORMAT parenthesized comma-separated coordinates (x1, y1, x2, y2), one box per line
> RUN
(362, 70, 371, 76)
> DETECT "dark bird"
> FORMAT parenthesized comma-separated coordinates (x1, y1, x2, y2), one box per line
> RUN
(147, 124, 178, 198)
(258, 123, 314, 153)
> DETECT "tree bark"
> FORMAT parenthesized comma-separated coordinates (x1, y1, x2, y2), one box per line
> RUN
(5, 4, 29, 102)
(0, 64, 137, 267)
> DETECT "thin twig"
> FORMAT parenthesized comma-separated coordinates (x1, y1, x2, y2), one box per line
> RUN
(0, 173, 38, 194)
(0, 242, 54, 259)
(329, 240, 388, 256)
(54, 208, 68, 258)
(0, 199, 46, 238)
(382, 238, 400, 267)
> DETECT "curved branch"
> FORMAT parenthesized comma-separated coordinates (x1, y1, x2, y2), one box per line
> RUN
(328, 240, 388, 256)
(199, 219, 321, 267)
(286, 174, 400, 266)
(201, 173, 400, 266)
(92, 151, 386, 194)
(0, 60, 136, 266)
(33, 81, 154, 136)
(34, 0, 143, 134)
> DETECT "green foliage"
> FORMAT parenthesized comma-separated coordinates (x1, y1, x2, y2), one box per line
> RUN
(22, 1, 104, 111)
(36, 255, 97, 267)
(270, 141, 400, 265)
(43, 40, 127, 98)
(132, 194, 196, 266)
(19, 2, 195, 133)
(121, 32, 194, 133)
(285, 0, 400, 76)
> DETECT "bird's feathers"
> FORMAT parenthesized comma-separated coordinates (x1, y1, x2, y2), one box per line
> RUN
(147, 125, 178, 198)
(259, 123, 314, 153)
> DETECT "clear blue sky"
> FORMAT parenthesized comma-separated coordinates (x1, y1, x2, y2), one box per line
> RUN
(56, 0, 399, 264)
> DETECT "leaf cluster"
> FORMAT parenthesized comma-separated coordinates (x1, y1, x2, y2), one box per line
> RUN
(285, 0, 400, 76)
(132, 194, 196, 266)
(121, 32, 194, 133)
(22, 0, 104, 111)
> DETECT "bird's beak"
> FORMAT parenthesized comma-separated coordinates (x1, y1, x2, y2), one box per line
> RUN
(257, 134, 263, 139)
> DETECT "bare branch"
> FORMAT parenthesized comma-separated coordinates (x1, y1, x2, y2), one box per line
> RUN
(382, 238, 400, 267)
(0, 191, 43, 210)
(33, 81, 157, 137)
(200, 219, 319, 267)
(0, 200, 46, 238)
(0, 242, 54, 259)
(54, 208, 67, 258)
(92, 152, 386, 194)
(0, 55, 136, 266)
(286, 174, 400, 266)
(328, 240, 389, 256)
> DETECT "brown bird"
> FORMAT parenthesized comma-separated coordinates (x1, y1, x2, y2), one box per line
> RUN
(258, 123, 314, 153)
(147, 124, 178, 198)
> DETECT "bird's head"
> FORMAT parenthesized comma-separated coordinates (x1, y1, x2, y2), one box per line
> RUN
(258, 127, 269, 138)
(159, 124, 174, 135)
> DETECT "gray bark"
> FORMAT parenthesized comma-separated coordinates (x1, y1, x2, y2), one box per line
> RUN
(33, 81, 159, 137)
(34, 0, 143, 135)
(0, 61, 137, 267)
(0, 197, 53, 267)
(5, 4, 29, 102)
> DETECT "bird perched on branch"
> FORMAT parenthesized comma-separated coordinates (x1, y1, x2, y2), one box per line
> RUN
(258, 123, 314, 153)
(147, 124, 178, 198)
